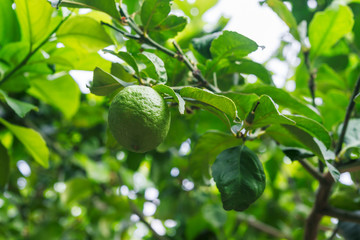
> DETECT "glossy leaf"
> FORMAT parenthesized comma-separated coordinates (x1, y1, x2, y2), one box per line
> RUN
(210, 31, 258, 60)
(221, 92, 259, 120)
(239, 84, 322, 122)
(61, 178, 94, 205)
(285, 115, 331, 148)
(325, 160, 340, 182)
(192, 32, 221, 59)
(27, 74, 80, 119)
(149, 15, 187, 43)
(89, 67, 134, 96)
(142, 52, 167, 83)
(281, 147, 314, 161)
(0, 142, 10, 191)
(105, 51, 140, 77)
(153, 84, 185, 114)
(228, 59, 273, 85)
(244, 95, 295, 130)
(180, 86, 238, 121)
(141, 0, 171, 32)
(56, 16, 113, 52)
(211, 146, 266, 211)
(0, 118, 49, 168)
(58, 0, 120, 20)
(340, 119, 360, 149)
(0, 89, 37, 118)
(267, 0, 300, 41)
(309, 5, 354, 59)
(190, 131, 243, 183)
(111, 63, 135, 82)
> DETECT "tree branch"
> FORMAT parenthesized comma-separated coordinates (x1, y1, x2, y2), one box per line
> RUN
(337, 159, 360, 173)
(321, 207, 360, 224)
(297, 159, 327, 184)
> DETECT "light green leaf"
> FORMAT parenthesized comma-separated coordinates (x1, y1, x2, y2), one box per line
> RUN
(149, 15, 187, 43)
(123, 0, 141, 14)
(0, 142, 10, 191)
(58, 0, 120, 20)
(210, 31, 258, 60)
(330, 184, 360, 210)
(27, 74, 80, 119)
(56, 16, 113, 52)
(180, 86, 238, 121)
(111, 63, 135, 82)
(267, 0, 300, 41)
(0, 118, 49, 168)
(61, 178, 94, 205)
(309, 5, 354, 59)
(0, 0, 21, 46)
(88, 67, 134, 96)
(0, 89, 38, 118)
(228, 59, 273, 85)
(221, 92, 259, 120)
(325, 160, 340, 182)
(190, 131, 243, 183)
(142, 52, 167, 83)
(153, 84, 185, 114)
(315, 64, 346, 92)
(239, 84, 322, 122)
(244, 95, 295, 130)
(285, 115, 331, 149)
(141, 0, 171, 32)
(211, 146, 266, 211)
(0, 41, 29, 68)
(104, 51, 139, 77)
(355, 93, 360, 103)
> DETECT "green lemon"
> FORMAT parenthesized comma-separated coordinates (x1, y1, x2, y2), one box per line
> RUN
(108, 85, 170, 153)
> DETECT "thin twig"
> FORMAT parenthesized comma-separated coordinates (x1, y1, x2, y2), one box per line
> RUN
(297, 159, 327, 184)
(101, 21, 141, 40)
(335, 76, 360, 156)
(0, 14, 71, 86)
(321, 207, 360, 224)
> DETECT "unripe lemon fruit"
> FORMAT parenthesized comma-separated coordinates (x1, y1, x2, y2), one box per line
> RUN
(108, 85, 170, 153)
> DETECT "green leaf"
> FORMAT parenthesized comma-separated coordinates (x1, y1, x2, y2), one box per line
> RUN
(105, 51, 139, 77)
(266, 124, 324, 160)
(221, 92, 259, 120)
(123, 0, 141, 14)
(211, 146, 266, 211)
(267, 0, 300, 41)
(239, 84, 322, 122)
(340, 119, 360, 149)
(56, 16, 113, 52)
(244, 95, 295, 130)
(141, 0, 170, 32)
(61, 178, 94, 205)
(192, 32, 221, 59)
(0, 142, 10, 191)
(228, 59, 273, 85)
(141, 52, 167, 83)
(89, 67, 134, 96)
(0, 118, 49, 168)
(210, 31, 258, 60)
(190, 131, 243, 183)
(0, 41, 29, 68)
(309, 5, 354, 59)
(281, 147, 314, 161)
(153, 84, 185, 114)
(315, 64, 346, 92)
(15, 0, 60, 45)
(27, 74, 80, 119)
(180, 86, 238, 121)
(58, 0, 120, 20)
(330, 184, 360, 210)
(355, 93, 360, 103)
(111, 63, 135, 82)
(0, 89, 37, 118)
(149, 15, 187, 43)
(0, 0, 21, 46)
(285, 115, 331, 149)
(325, 160, 340, 182)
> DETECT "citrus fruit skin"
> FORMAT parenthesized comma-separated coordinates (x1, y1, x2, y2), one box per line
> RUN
(108, 85, 170, 153)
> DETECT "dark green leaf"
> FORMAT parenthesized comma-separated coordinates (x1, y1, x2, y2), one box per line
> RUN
(105, 51, 139, 77)
(0, 118, 49, 168)
(281, 146, 314, 161)
(61, 178, 94, 205)
(267, 0, 300, 41)
(325, 160, 340, 182)
(338, 220, 360, 240)
(244, 95, 295, 130)
(221, 92, 259, 120)
(285, 115, 331, 148)
(142, 52, 167, 83)
(239, 84, 322, 122)
(58, 0, 120, 20)
(330, 184, 360, 210)
(56, 16, 113, 52)
(192, 32, 221, 59)
(180, 86, 238, 121)
(210, 31, 258, 60)
(89, 67, 134, 96)
(309, 5, 354, 59)
(153, 84, 185, 114)
(0, 89, 38, 118)
(190, 131, 243, 183)
(141, 0, 170, 32)
(211, 146, 266, 211)
(149, 15, 187, 43)
(0, 142, 10, 191)
(315, 64, 346, 93)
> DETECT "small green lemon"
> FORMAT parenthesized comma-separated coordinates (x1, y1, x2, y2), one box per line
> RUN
(108, 85, 170, 153)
